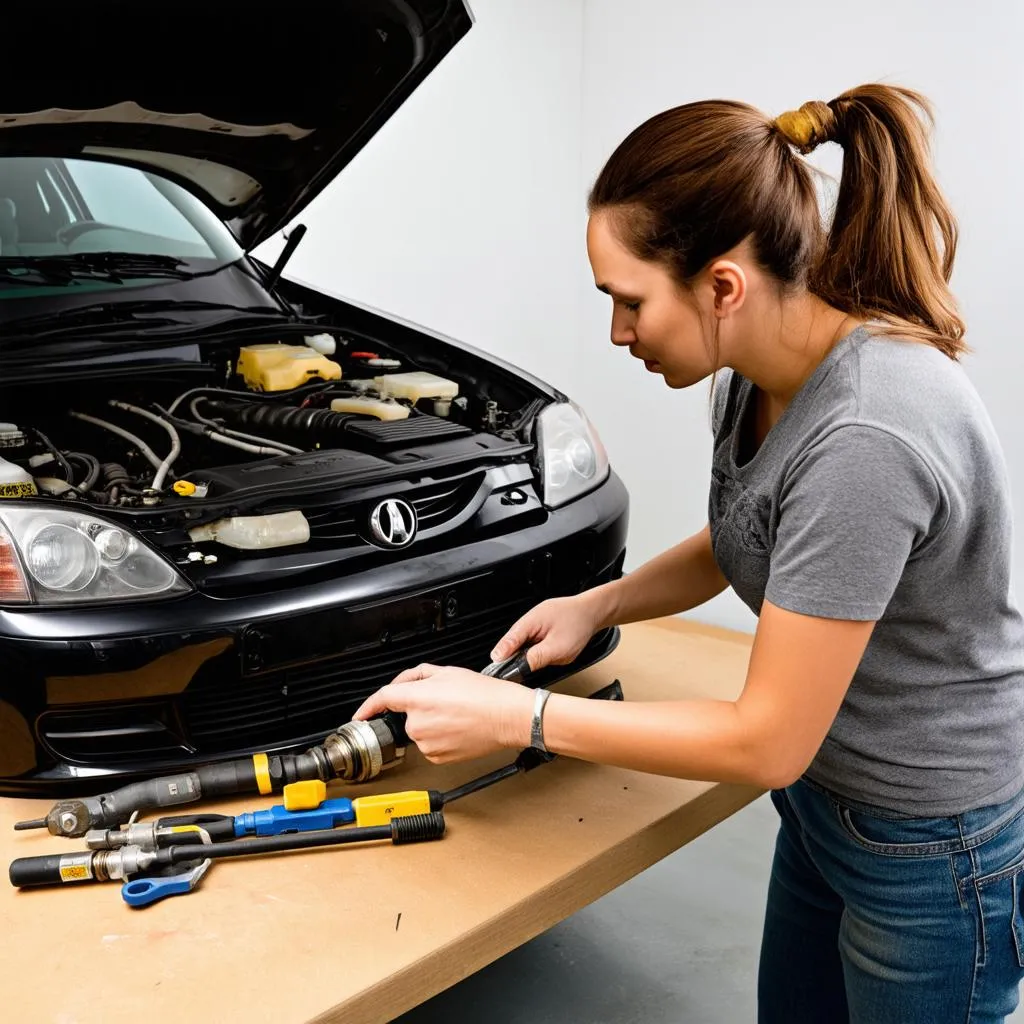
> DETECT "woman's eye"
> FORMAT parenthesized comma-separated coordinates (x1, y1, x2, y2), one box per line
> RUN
(622, 301, 640, 313)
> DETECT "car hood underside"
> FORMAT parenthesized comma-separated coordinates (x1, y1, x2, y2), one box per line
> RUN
(0, 0, 473, 249)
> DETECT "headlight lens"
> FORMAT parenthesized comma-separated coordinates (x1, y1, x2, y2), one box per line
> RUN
(536, 401, 610, 508)
(0, 506, 189, 605)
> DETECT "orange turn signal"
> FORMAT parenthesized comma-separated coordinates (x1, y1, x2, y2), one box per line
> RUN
(0, 529, 29, 602)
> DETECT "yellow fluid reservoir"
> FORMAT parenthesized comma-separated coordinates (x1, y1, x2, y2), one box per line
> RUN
(0, 456, 37, 499)
(237, 344, 342, 392)
(373, 371, 459, 402)
(330, 396, 410, 421)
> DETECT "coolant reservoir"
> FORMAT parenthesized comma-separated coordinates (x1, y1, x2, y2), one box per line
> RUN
(330, 396, 410, 420)
(188, 511, 310, 550)
(237, 344, 342, 392)
(0, 456, 38, 499)
(374, 372, 459, 402)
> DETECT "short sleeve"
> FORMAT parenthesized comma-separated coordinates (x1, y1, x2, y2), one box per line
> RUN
(765, 425, 943, 620)
(710, 369, 735, 437)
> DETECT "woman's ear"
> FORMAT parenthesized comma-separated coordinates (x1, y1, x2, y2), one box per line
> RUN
(709, 259, 747, 319)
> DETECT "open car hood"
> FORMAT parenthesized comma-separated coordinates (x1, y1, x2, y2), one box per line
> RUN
(0, 0, 473, 250)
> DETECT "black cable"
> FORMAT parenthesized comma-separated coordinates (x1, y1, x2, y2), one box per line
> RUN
(66, 452, 101, 492)
(32, 429, 74, 483)
(441, 763, 521, 806)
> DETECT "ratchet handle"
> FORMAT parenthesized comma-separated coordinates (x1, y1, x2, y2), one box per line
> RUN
(10, 852, 92, 888)
(482, 644, 535, 684)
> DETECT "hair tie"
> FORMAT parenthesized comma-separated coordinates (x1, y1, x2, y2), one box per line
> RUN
(773, 100, 838, 154)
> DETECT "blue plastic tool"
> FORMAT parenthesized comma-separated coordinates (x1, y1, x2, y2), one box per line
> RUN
(233, 798, 356, 838)
(121, 858, 211, 908)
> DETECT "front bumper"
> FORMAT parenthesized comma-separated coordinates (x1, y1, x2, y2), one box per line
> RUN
(0, 472, 628, 795)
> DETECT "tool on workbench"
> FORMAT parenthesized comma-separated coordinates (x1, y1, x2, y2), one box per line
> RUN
(12, 709, 411, 839)
(83, 782, 444, 851)
(117, 824, 214, 908)
(8, 678, 621, 906)
(121, 857, 212, 908)
(81, 676, 622, 855)
(9, 811, 446, 891)
(14, 646, 539, 840)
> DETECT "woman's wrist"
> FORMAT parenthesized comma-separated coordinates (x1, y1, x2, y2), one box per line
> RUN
(579, 580, 621, 632)
(499, 682, 536, 749)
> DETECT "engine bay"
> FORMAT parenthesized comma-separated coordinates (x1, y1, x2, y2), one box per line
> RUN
(0, 331, 530, 520)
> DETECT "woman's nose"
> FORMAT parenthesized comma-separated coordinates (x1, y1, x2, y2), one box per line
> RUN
(610, 311, 636, 346)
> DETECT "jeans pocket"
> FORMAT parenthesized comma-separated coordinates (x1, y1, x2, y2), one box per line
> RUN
(835, 804, 963, 857)
(974, 859, 1024, 970)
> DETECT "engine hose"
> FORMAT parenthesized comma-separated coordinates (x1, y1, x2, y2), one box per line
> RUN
(205, 401, 356, 437)
(101, 464, 147, 500)
(66, 452, 101, 492)
(101, 463, 131, 490)
(32, 430, 74, 483)
(166, 383, 335, 417)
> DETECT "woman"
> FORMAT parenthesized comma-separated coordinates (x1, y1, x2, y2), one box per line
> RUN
(355, 84, 1024, 1023)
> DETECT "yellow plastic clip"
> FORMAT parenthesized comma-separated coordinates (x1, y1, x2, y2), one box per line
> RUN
(252, 752, 272, 796)
(173, 480, 197, 497)
(283, 779, 327, 812)
(351, 791, 433, 827)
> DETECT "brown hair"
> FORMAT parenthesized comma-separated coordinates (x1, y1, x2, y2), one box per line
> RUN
(587, 84, 966, 359)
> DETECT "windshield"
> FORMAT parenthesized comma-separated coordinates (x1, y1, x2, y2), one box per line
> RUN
(0, 157, 243, 285)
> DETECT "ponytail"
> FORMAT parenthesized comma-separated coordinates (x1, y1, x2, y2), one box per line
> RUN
(778, 85, 966, 358)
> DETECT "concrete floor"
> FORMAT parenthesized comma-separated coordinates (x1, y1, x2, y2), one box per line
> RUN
(397, 794, 1024, 1024)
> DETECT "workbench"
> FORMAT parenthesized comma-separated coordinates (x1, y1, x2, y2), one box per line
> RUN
(0, 617, 759, 1024)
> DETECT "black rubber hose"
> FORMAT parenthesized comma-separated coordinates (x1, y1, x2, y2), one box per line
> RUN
(204, 400, 356, 437)
(33, 430, 74, 482)
(101, 462, 131, 489)
(66, 452, 101, 492)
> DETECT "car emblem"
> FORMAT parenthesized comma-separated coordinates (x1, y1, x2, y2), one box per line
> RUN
(368, 498, 418, 549)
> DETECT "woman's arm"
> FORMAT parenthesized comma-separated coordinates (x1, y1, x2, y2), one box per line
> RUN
(531, 600, 876, 790)
(586, 523, 730, 628)
(489, 523, 730, 669)
(355, 599, 876, 791)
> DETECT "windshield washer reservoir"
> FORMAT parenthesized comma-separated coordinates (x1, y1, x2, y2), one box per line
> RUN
(188, 510, 310, 550)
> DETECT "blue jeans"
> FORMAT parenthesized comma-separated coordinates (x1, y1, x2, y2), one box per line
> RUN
(758, 778, 1024, 1023)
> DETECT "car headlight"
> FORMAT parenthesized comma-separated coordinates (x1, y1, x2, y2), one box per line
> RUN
(0, 506, 190, 605)
(535, 401, 610, 508)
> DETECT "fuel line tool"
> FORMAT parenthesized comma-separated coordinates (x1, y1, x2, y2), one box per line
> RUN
(8, 676, 624, 906)
(14, 645, 538, 840)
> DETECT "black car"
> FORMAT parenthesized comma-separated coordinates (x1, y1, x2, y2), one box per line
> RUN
(0, 1, 628, 795)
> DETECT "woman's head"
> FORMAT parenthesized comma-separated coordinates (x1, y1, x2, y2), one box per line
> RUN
(586, 84, 965, 387)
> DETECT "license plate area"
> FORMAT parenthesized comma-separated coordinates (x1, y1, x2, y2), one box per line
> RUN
(240, 556, 549, 677)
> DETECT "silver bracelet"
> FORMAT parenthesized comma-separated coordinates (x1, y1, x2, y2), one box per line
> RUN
(530, 687, 551, 752)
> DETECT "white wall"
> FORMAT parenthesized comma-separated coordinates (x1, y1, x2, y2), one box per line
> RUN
(254, 0, 587, 400)
(259, 0, 1024, 636)
(578, 0, 1024, 632)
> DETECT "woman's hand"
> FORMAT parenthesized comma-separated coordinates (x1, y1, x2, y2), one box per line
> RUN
(352, 664, 535, 764)
(490, 593, 607, 672)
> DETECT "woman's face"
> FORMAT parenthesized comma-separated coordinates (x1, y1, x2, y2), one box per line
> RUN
(586, 209, 717, 389)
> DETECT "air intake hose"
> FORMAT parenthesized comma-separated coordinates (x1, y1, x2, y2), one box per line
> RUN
(203, 401, 357, 438)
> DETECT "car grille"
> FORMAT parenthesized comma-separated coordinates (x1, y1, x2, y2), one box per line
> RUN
(304, 473, 483, 544)
(35, 549, 625, 769)
(181, 603, 529, 753)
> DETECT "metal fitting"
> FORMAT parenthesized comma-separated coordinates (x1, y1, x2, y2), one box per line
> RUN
(85, 822, 160, 851)
(92, 846, 158, 882)
(321, 718, 404, 783)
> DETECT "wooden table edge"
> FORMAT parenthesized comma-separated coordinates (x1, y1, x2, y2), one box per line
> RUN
(310, 780, 765, 1024)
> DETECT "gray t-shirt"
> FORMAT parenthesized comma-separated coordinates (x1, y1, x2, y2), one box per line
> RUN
(709, 324, 1024, 816)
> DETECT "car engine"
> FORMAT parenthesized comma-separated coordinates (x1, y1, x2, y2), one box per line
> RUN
(0, 332, 523, 505)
